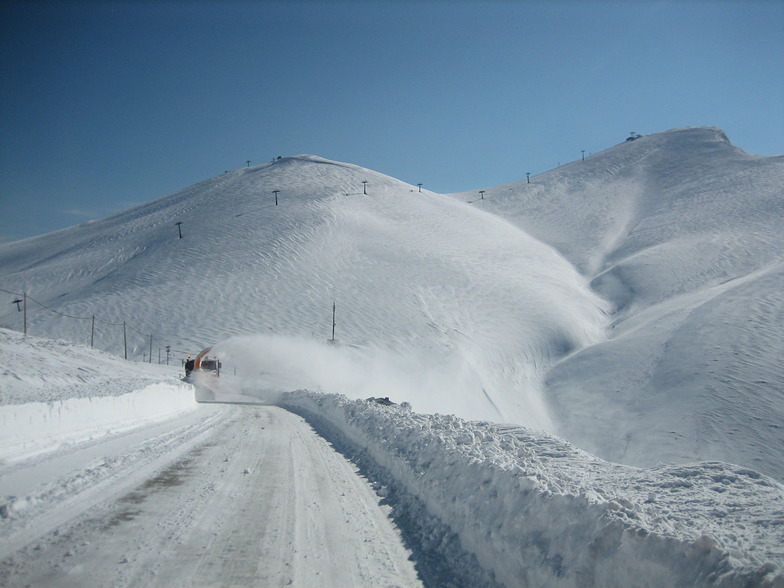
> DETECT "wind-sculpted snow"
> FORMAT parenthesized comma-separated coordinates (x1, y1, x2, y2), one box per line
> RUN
(453, 127, 784, 481)
(283, 390, 784, 588)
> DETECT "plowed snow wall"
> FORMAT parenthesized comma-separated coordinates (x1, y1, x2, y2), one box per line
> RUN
(0, 383, 197, 463)
(283, 391, 782, 588)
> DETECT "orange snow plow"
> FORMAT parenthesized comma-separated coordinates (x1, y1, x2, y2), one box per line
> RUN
(185, 347, 221, 380)
(186, 347, 223, 402)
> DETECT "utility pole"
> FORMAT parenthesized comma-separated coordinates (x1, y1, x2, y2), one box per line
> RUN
(273, 190, 279, 206)
(247, 160, 251, 167)
(149, 334, 153, 363)
(91, 315, 95, 347)
(166, 345, 171, 365)
(581, 150, 585, 161)
(123, 321, 128, 360)
(331, 302, 336, 342)
(479, 190, 485, 200)
(418, 183, 423, 193)
(526, 172, 531, 183)
(175, 221, 183, 239)
(362, 181, 368, 195)
(12, 295, 26, 334)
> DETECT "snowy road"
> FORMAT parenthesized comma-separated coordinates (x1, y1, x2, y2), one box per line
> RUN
(0, 403, 421, 587)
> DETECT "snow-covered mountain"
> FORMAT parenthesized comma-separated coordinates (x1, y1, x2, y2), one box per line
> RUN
(2, 126, 784, 585)
(1, 127, 782, 485)
(0, 154, 608, 431)
(452, 127, 784, 481)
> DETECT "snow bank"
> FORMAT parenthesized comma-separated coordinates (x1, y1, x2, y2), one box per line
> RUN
(283, 391, 784, 588)
(0, 328, 197, 463)
(0, 328, 184, 405)
(0, 382, 196, 463)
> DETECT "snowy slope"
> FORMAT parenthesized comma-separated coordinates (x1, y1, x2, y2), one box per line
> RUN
(0, 327, 183, 405)
(452, 127, 784, 481)
(0, 155, 608, 431)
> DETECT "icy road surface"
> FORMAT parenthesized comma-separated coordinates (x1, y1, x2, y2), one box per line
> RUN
(0, 404, 421, 587)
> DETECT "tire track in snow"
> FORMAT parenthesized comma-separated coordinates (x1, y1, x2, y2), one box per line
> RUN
(1, 406, 421, 588)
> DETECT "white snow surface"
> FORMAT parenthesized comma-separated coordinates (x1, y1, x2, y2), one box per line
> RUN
(1, 126, 784, 585)
(452, 127, 784, 482)
(282, 390, 784, 587)
(0, 328, 184, 405)
(0, 329, 196, 463)
(0, 153, 609, 431)
(1, 332, 783, 586)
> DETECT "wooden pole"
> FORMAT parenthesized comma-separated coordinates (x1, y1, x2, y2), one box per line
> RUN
(332, 302, 336, 342)
(123, 321, 128, 360)
(91, 315, 95, 347)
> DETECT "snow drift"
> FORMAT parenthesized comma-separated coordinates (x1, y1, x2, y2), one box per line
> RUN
(283, 390, 784, 588)
(0, 382, 195, 464)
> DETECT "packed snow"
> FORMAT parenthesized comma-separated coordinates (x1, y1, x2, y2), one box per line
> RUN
(1, 126, 783, 585)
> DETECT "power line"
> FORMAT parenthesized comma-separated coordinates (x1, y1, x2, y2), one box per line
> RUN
(2, 287, 183, 363)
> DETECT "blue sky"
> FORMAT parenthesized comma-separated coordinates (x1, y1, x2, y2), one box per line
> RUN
(1, 0, 782, 241)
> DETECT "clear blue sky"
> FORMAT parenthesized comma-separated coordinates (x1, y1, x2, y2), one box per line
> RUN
(1, 0, 782, 241)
